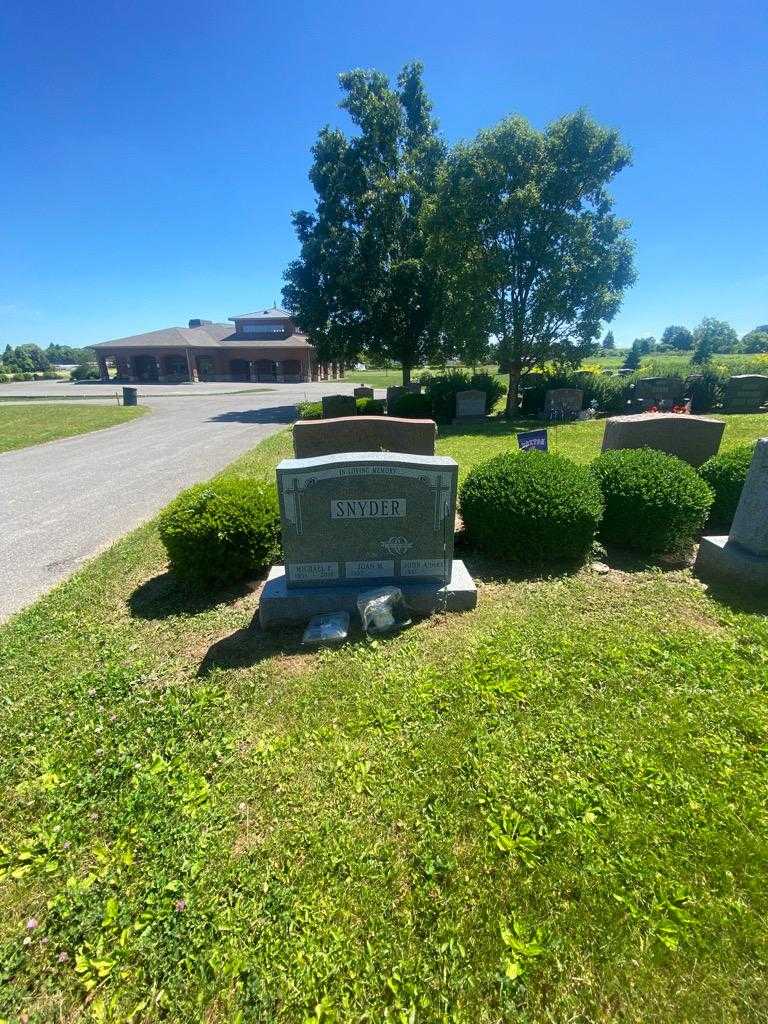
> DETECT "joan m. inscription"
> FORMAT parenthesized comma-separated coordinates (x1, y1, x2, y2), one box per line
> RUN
(331, 498, 406, 519)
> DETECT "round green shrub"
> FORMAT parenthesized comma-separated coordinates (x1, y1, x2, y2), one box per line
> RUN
(591, 448, 713, 555)
(460, 450, 604, 564)
(159, 479, 281, 589)
(698, 442, 755, 530)
(296, 400, 322, 420)
(356, 397, 385, 415)
(392, 392, 433, 418)
(70, 364, 100, 381)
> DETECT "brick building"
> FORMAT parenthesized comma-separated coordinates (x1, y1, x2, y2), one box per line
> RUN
(92, 307, 343, 384)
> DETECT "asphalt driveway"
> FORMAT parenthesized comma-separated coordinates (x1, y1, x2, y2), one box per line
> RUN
(0, 381, 361, 621)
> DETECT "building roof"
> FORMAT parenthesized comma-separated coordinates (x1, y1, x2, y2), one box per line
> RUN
(229, 306, 292, 321)
(93, 322, 314, 351)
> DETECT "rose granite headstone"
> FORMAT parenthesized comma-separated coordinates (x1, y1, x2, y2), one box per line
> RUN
(293, 416, 436, 458)
(257, 451, 476, 627)
(601, 412, 724, 467)
(354, 385, 375, 399)
(322, 394, 356, 419)
(723, 375, 768, 413)
(454, 389, 487, 422)
(544, 388, 583, 420)
(695, 437, 768, 592)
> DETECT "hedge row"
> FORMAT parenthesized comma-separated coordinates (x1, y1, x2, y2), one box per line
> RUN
(296, 397, 386, 420)
(460, 447, 714, 565)
(159, 445, 726, 592)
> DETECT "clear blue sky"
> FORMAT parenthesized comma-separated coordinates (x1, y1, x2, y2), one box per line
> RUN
(1, 0, 766, 349)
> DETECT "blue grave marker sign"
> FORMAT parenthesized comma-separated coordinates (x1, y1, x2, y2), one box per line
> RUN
(517, 429, 548, 452)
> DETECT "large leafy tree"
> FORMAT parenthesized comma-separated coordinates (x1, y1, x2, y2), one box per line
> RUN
(283, 62, 445, 384)
(660, 324, 693, 351)
(691, 317, 739, 363)
(428, 111, 636, 415)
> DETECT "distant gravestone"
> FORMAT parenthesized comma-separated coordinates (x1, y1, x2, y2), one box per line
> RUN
(601, 412, 724, 467)
(354, 385, 374, 399)
(293, 416, 436, 458)
(633, 377, 684, 409)
(322, 394, 356, 419)
(723, 375, 768, 413)
(258, 451, 476, 626)
(454, 389, 487, 422)
(406, 382, 422, 393)
(695, 437, 768, 591)
(617, 367, 635, 376)
(544, 388, 583, 420)
(386, 386, 406, 412)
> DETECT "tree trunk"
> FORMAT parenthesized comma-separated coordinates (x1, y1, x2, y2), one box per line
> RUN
(402, 364, 412, 386)
(505, 364, 522, 419)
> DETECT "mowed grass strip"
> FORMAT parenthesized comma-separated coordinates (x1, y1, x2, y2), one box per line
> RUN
(0, 402, 147, 453)
(1, 423, 767, 1022)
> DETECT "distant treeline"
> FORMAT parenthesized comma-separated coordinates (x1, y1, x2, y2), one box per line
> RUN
(0, 342, 96, 374)
(602, 320, 768, 369)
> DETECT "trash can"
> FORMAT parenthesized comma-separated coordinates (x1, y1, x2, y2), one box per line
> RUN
(122, 386, 138, 406)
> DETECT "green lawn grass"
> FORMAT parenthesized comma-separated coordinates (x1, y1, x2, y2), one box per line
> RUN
(0, 403, 147, 452)
(1, 418, 768, 1022)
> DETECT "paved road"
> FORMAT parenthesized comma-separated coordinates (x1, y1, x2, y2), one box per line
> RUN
(0, 381, 362, 621)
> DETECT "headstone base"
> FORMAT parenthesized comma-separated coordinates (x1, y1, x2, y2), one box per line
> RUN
(694, 535, 768, 591)
(256, 560, 477, 629)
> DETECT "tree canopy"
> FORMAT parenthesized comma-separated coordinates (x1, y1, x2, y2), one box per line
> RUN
(283, 62, 445, 384)
(660, 325, 693, 351)
(738, 329, 768, 354)
(427, 110, 635, 414)
(602, 330, 615, 349)
(691, 317, 739, 363)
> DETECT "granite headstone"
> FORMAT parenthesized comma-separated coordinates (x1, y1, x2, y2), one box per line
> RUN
(601, 412, 724, 467)
(544, 388, 583, 420)
(454, 389, 487, 421)
(723, 375, 768, 414)
(258, 451, 476, 626)
(293, 416, 436, 458)
(322, 394, 357, 419)
(695, 437, 768, 591)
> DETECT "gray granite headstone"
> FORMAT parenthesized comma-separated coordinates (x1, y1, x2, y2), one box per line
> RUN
(544, 388, 583, 419)
(695, 437, 768, 591)
(723, 375, 768, 413)
(258, 451, 476, 626)
(354, 386, 374, 399)
(454, 389, 487, 420)
(277, 452, 457, 587)
(633, 376, 684, 409)
(322, 394, 356, 419)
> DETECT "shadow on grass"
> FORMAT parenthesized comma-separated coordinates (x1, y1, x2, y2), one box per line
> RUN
(701, 581, 768, 615)
(455, 534, 590, 586)
(198, 624, 306, 675)
(127, 571, 252, 620)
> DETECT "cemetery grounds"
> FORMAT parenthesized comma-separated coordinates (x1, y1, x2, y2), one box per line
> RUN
(0, 403, 147, 453)
(1, 415, 767, 1022)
